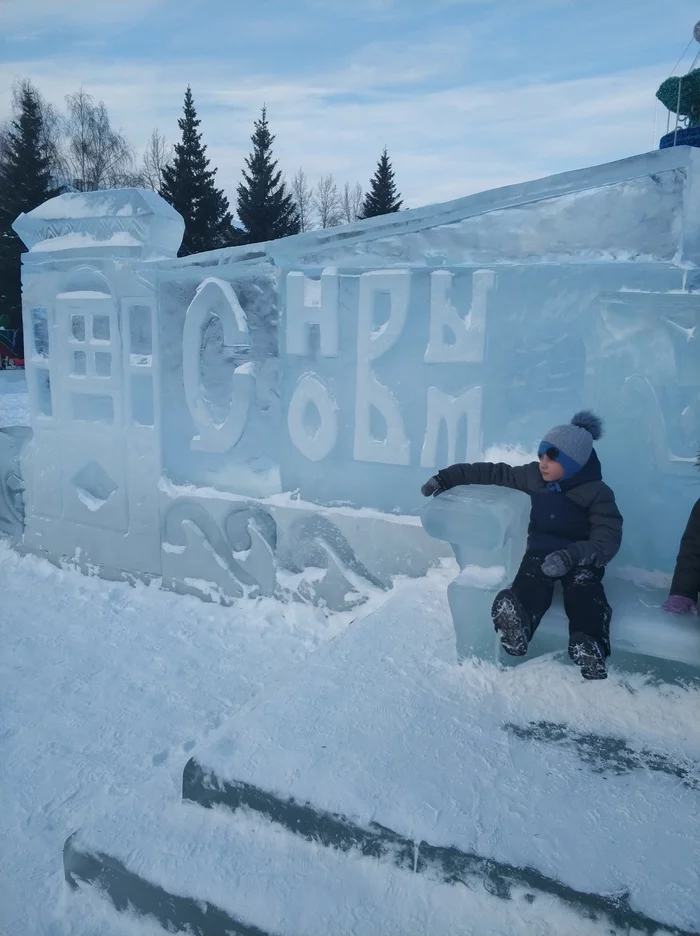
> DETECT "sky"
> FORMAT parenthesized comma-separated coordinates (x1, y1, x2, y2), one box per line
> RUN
(0, 0, 699, 212)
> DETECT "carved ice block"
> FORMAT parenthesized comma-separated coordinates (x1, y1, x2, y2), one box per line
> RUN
(0, 426, 32, 543)
(422, 487, 528, 662)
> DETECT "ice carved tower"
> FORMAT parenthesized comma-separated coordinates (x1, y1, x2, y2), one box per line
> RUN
(12, 189, 184, 576)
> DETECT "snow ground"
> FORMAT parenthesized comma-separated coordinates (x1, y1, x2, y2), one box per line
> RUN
(0, 536, 397, 936)
(0, 369, 30, 428)
(5, 548, 698, 936)
(187, 567, 699, 932)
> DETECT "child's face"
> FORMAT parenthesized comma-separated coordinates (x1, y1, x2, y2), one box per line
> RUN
(539, 454, 564, 482)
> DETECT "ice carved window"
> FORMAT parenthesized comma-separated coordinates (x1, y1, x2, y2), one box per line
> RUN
(92, 314, 110, 342)
(72, 393, 114, 423)
(32, 308, 49, 357)
(131, 374, 154, 427)
(72, 350, 86, 376)
(36, 369, 52, 416)
(71, 315, 85, 342)
(129, 305, 152, 357)
(94, 351, 111, 377)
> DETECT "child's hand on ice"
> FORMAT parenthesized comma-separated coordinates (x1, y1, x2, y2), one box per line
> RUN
(662, 595, 698, 615)
(421, 475, 446, 497)
(541, 550, 573, 578)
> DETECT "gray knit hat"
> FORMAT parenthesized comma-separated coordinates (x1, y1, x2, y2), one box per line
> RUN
(538, 411, 603, 479)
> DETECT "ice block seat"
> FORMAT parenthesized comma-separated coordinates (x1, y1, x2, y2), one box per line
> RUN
(421, 488, 700, 681)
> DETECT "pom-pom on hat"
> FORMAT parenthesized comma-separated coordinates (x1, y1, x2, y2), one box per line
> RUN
(538, 411, 603, 479)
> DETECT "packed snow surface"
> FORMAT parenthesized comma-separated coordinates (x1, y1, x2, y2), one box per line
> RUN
(2, 544, 699, 935)
(0, 538, 393, 935)
(0, 369, 30, 427)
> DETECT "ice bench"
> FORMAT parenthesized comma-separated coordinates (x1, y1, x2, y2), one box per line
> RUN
(421, 488, 700, 681)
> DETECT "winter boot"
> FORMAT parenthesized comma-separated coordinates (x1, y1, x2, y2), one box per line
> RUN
(491, 589, 532, 656)
(568, 632, 607, 680)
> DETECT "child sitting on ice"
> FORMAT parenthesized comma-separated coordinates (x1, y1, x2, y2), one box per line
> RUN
(663, 500, 700, 617)
(421, 412, 623, 680)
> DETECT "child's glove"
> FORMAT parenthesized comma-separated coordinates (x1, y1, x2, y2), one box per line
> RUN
(421, 474, 446, 497)
(662, 595, 698, 615)
(541, 550, 573, 578)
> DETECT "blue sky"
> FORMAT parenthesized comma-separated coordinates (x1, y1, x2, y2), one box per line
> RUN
(1, 0, 699, 210)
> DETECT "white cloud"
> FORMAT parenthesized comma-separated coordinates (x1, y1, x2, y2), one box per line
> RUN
(0, 25, 663, 214)
(0, 0, 163, 28)
(307, 0, 495, 12)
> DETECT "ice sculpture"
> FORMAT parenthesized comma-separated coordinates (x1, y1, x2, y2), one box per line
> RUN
(12, 187, 184, 259)
(9, 146, 700, 666)
(421, 487, 527, 661)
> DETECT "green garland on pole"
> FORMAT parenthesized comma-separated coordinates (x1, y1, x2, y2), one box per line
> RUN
(656, 68, 700, 126)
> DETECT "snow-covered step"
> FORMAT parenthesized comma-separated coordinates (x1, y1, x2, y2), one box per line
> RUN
(63, 799, 694, 936)
(503, 720, 700, 789)
(180, 766, 699, 935)
(182, 574, 700, 934)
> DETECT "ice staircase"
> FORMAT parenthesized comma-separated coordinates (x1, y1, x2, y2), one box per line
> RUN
(62, 573, 700, 936)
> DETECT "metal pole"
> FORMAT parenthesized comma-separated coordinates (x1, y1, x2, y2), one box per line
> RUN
(673, 75, 683, 146)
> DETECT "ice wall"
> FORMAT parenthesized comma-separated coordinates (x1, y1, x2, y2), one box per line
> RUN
(11, 147, 700, 617)
(276, 259, 700, 574)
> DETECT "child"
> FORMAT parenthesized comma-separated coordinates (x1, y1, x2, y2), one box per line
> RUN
(663, 500, 700, 616)
(421, 411, 623, 680)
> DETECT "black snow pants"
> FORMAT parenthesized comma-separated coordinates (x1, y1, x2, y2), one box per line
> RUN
(511, 552, 612, 656)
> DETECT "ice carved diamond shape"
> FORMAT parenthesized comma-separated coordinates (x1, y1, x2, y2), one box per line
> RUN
(72, 460, 118, 512)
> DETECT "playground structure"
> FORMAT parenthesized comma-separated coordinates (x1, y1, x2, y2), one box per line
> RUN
(0, 316, 23, 368)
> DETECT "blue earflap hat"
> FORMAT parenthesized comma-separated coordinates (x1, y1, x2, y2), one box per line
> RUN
(538, 411, 603, 479)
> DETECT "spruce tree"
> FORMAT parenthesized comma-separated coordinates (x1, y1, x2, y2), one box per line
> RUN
(160, 87, 240, 257)
(360, 147, 403, 218)
(236, 107, 300, 244)
(0, 82, 60, 353)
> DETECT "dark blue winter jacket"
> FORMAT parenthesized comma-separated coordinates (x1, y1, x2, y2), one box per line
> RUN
(527, 451, 602, 553)
(436, 450, 623, 565)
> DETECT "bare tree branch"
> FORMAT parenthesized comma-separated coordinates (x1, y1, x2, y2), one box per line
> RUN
(341, 180, 364, 223)
(291, 167, 314, 232)
(313, 173, 343, 229)
(64, 88, 135, 191)
(142, 128, 173, 192)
